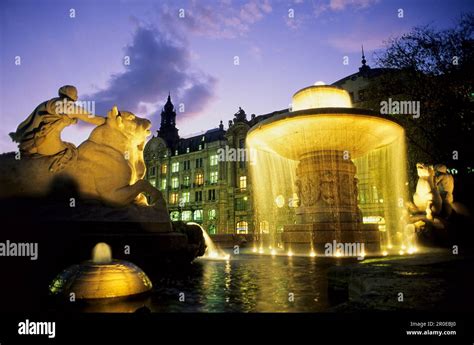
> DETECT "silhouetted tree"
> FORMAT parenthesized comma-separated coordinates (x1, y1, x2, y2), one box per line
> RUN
(363, 14, 474, 196)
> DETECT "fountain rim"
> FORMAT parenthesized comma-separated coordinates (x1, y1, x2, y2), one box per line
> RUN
(247, 107, 405, 136)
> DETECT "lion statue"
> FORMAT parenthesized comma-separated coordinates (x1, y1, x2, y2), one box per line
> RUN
(0, 106, 165, 208)
(412, 163, 442, 218)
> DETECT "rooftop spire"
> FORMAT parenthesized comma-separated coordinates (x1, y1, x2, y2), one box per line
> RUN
(361, 45, 367, 66)
(158, 92, 179, 148)
(359, 44, 371, 74)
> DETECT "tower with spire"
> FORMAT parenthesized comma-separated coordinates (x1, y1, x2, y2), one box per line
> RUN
(158, 93, 179, 149)
(359, 45, 371, 75)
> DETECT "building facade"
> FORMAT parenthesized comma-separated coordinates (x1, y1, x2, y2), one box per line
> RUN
(145, 54, 388, 235)
(144, 95, 268, 235)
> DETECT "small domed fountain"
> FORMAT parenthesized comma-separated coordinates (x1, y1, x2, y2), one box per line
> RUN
(247, 84, 413, 255)
(50, 242, 152, 299)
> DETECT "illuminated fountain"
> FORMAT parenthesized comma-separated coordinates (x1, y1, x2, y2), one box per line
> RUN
(189, 222, 230, 260)
(247, 85, 413, 255)
(50, 242, 152, 299)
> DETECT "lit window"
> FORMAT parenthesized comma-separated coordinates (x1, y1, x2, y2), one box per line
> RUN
(161, 179, 167, 190)
(210, 155, 218, 166)
(239, 176, 247, 190)
(182, 192, 190, 203)
(195, 173, 204, 186)
(198, 144, 202, 150)
(210, 171, 218, 184)
(208, 224, 217, 235)
(175, 150, 178, 155)
(172, 162, 179, 173)
(171, 177, 179, 189)
(208, 209, 216, 220)
(193, 209, 203, 221)
(236, 221, 248, 234)
(161, 164, 167, 174)
(170, 211, 180, 221)
(186, 147, 190, 153)
(169, 193, 179, 204)
(150, 179, 156, 187)
(183, 176, 190, 187)
(181, 211, 192, 221)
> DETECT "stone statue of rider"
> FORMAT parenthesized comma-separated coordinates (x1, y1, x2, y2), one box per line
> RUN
(9, 85, 105, 171)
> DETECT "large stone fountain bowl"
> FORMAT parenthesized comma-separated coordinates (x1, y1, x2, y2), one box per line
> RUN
(247, 108, 405, 160)
(49, 260, 153, 299)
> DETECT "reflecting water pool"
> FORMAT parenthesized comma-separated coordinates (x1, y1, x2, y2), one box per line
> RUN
(73, 254, 354, 313)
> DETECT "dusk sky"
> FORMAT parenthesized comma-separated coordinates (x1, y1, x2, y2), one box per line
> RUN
(1, 0, 472, 153)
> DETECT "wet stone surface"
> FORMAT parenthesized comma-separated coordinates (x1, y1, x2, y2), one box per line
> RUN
(328, 250, 474, 311)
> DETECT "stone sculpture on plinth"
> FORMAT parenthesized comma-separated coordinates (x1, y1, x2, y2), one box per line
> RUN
(0, 85, 205, 270)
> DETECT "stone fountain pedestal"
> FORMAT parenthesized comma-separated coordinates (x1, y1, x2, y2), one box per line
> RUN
(281, 150, 380, 253)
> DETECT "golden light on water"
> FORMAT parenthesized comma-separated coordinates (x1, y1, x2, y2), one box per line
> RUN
(247, 114, 405, 159)
(247, 84, 413, 254)
(92, 242, 112, 264)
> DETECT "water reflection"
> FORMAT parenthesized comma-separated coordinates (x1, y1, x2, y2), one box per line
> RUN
(71, 254, 338, 313)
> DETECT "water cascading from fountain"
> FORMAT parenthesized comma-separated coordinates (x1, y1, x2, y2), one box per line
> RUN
(247, 85, 414, 256)
(188, 222, 230, 260)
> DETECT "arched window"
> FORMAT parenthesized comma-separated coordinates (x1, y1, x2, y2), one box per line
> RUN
(208, 209, 217, 220)
(236, 221, 248, 234)
(194, 209, 203, 221)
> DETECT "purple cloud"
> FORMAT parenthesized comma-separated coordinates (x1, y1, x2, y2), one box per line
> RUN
(85, 25, 217, 121)
(157, 0, 272, 39)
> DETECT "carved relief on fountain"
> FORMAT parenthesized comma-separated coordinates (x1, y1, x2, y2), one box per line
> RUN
(295, 150, 361, 224)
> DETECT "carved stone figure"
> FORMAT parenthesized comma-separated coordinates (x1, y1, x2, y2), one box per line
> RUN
(434, 164, 454, 217)
(9, 85, 105, 172)
(320, 170, 337, 205)
(413, 163, 442, 218)
(1, 106, 165, 208)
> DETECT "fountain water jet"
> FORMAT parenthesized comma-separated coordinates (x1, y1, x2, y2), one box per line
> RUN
(189, 223, 230, 260)
(247, 85, 413, 255)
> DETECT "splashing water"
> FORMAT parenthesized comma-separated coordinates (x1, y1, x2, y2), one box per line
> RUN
(187, 222, 230, 260)
(246, 85, 415, 256)
(92, 242, 112, 264)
